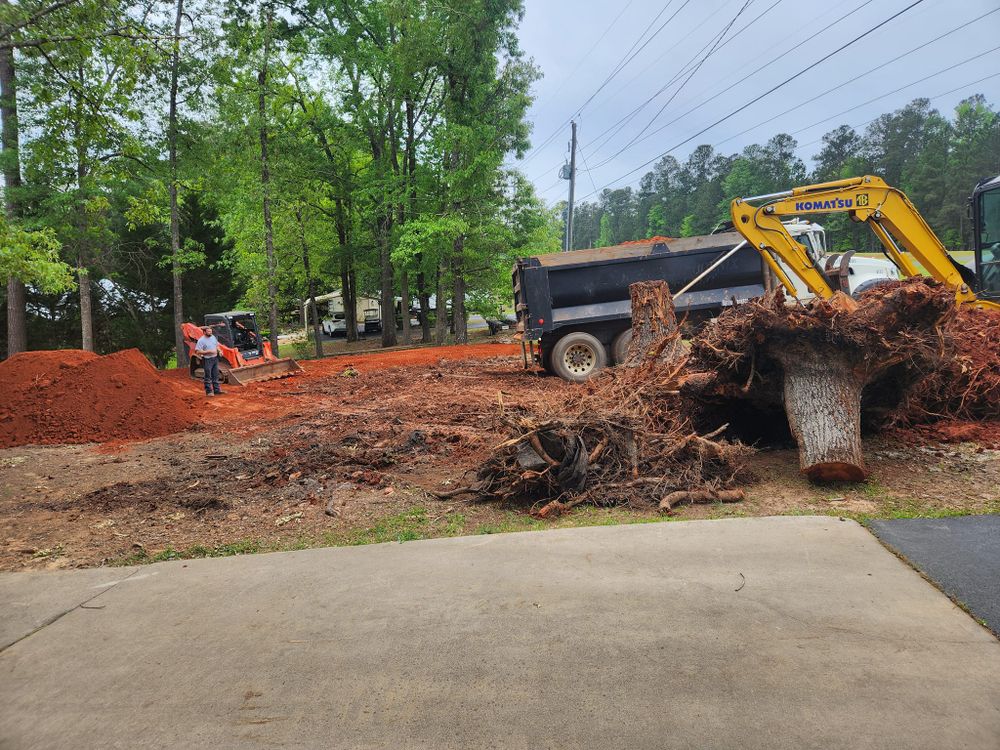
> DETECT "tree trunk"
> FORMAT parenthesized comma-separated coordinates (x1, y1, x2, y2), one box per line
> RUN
(1, 16, 25, 358)
(400, 268, 411, 345)
(435, 259, 448, 344)
(5, 277, 25, 357)
(258, 8, 279, 355)
(452, 234, 467, 344)
(379, 208, 396, 348)
(417, 271, 431, 343)
(335, 197, 358, 343)
(296, 207, 323, 358)
(78, 266, 93, 352)
(625, 280, 683, 366)
(775, 346, 867, 482)
(168, 0, 186, 366)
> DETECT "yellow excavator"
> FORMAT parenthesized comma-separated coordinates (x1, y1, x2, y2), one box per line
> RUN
(730, 174, 1000, 311)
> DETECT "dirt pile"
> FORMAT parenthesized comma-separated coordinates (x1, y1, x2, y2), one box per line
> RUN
(0, 349, 197, 448)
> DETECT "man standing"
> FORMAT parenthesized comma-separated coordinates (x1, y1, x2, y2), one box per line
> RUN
(195, 325, 225, 396)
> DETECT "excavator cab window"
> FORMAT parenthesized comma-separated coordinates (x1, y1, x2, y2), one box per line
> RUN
(977, 187, 1000, 297)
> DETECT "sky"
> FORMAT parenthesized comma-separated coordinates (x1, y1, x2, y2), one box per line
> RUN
(510, 0, 1000, 206)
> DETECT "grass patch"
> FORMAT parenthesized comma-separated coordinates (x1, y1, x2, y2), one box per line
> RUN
(474, 512, 545, 536)
(111, 539, 264, 566)
(331, 507, 432, 546)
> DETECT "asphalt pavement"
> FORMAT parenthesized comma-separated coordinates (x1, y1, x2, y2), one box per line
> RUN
(869, 514, 1000, 636)
(2, 516, 998, 749)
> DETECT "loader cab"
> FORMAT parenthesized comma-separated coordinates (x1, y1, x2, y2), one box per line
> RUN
(972, 175, 1000, 301)
(205, 311, 264, 360)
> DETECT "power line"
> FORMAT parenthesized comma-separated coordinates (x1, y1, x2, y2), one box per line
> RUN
(591, 0, 754, 170)
(577, 140, 600, 197)
(531, 0, 780, 184)
(578, 0, 927, 200)
(714, 6, 1000, 148)
(788, 44, 1000, 139)
(519, 0, 689, 166)
(598, 0, 876, 162)
(540, 0, 636, 105)
(612, 0, 784, 107)
(536, 0, 870, 183)
(581, 0, 762, 164)
(794, 71, 1000, 155)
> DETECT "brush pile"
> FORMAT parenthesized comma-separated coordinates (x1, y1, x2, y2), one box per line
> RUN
(437, 282, 753, 515)
(887, 304, 1000, 425)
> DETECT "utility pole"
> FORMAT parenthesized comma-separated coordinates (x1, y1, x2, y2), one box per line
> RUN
(565, 120, 577, 252)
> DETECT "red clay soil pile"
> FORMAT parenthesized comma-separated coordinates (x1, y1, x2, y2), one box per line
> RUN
(0, 348, 197, 448)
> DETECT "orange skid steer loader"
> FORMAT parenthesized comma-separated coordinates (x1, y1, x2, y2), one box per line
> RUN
(182, 311, 302, 386)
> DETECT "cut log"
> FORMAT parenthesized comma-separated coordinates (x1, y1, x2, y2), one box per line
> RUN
(625, 280, 684, 367)
(775, 345, 867, 482)
(658, 488, 745, 512)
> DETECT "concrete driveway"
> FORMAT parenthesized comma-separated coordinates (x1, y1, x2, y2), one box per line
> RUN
(1, 516, 998, 749)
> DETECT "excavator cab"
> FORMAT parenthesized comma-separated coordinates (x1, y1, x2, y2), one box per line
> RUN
(972, 175, 1000, 302)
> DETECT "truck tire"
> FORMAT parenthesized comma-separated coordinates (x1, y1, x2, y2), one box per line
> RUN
(551, 332, 607, 382)
(611, 328, 632, 365)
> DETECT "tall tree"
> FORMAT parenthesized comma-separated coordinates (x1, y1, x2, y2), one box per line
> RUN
(0, 0, 24, 355)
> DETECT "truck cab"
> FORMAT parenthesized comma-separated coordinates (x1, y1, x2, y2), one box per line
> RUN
(774, 220, 899, 300)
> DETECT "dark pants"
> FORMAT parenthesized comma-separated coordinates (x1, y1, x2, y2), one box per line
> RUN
(202, 356, 221, 394)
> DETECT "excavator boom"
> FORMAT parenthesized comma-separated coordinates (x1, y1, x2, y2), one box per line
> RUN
(730, 175, 1000, 310)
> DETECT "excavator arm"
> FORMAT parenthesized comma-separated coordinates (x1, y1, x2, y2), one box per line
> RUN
(730, 175, 999, 310)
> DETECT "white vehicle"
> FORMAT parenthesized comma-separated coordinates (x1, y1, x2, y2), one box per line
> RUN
(322, 313, 366, 337)
(761, 221, 898, 301)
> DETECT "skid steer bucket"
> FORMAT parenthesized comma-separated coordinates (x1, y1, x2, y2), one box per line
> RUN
(225, 357, 303, 385)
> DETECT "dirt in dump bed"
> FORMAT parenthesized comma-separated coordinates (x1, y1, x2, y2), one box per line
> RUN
(0, 348, 198, 449)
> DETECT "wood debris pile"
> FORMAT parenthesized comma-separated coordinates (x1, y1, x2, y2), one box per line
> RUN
(686, 279, 967, 481)
(436, 282, 753, 515)
(888, 304, 1000, 425)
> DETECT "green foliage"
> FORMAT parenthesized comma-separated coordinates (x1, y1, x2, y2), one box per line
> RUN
(2, 0, 997, 362)
(0, 218, 74, 292)
(570, 96, 999, 254)
(679, 214, 697, 238)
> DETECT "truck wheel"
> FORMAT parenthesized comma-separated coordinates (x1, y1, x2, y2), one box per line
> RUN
(551, 332, 607, 382)
(611, 329, 632, 365)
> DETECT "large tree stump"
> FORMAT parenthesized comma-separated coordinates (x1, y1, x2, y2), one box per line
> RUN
(688, 281, 955, 484)
(625, 280, 684, 367)
(775, 345, 867, 482)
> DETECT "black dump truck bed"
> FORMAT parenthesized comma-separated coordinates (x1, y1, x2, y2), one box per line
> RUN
(512, 232, 769, 380)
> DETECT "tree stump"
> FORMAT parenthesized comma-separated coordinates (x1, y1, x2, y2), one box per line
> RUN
(625, 280, 684, 367)
(775, 345, 867, 482)
(688, 280, 955, 484)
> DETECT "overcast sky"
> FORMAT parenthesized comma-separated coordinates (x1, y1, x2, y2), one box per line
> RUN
(511, 0, 1000, 206)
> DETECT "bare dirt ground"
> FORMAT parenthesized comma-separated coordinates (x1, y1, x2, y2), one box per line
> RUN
(2, 342, 998, 572)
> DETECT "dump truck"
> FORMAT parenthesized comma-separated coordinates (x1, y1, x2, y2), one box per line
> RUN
(181, 311, 302, 385)
(513, 223, 897, 381)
